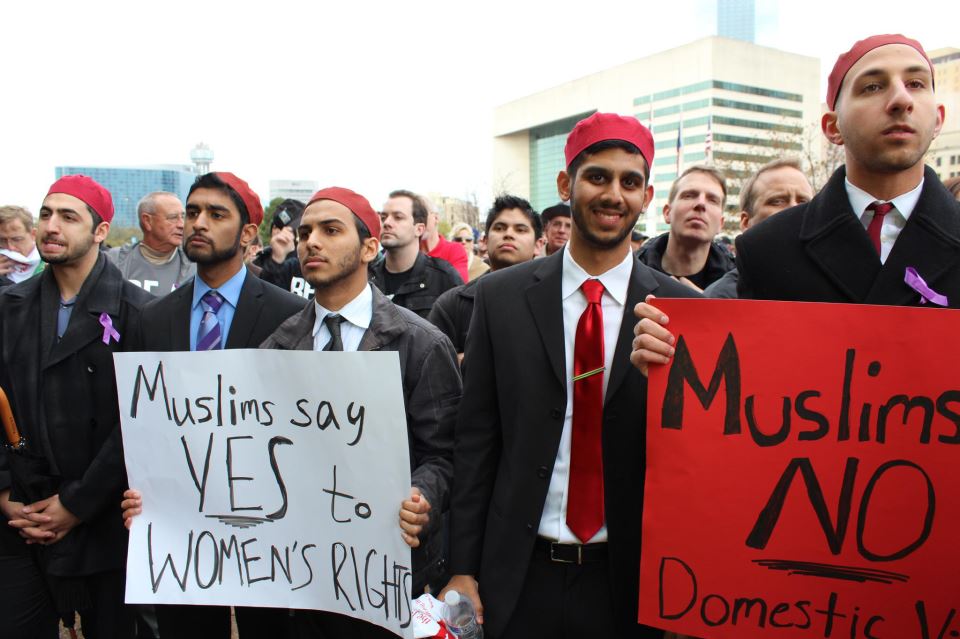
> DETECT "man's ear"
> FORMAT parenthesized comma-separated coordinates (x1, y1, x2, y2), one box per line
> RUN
(240, 223, 259, 248)
(94, 221, 110, 245)
(739, 211, 750, 231)
(822, 111, 843, 146)
(140, 213, 154, 234)
(662, 203, 672, 224)
(557, 170, 572, 201)
(361, 237, 380, 264)
(414, 222, 426, 239)
(534, 236, 546, 256)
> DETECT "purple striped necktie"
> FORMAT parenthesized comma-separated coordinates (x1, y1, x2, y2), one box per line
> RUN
(196, 291, 225, 351)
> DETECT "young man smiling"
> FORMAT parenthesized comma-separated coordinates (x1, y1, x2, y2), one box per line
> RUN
(444, 113, 696, 639)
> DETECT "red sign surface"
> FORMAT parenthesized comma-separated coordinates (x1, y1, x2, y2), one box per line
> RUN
(641, 299, 960, 639)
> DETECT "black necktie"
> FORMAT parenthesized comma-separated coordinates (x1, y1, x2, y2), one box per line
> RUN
(323, 314, 345, 351)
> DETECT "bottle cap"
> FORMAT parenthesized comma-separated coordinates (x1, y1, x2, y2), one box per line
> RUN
(444, 591, 461, 606)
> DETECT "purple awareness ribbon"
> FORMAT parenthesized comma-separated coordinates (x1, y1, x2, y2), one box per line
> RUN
(99, 312, 120, 345)
(904, 267, 949, 307)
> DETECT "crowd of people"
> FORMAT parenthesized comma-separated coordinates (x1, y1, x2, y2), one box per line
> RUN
(1, 32, 959, 639)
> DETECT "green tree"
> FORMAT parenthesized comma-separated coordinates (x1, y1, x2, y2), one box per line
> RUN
(259, 197, 284, 244)
(105, 226, 142, 248)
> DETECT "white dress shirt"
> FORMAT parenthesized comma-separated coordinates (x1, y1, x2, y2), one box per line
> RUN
(311, 283, 373, 352)
(537, 248, 634, 544)
(845, 177, 923, 264)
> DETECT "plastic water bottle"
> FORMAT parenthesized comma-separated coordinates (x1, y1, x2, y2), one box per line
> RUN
(444, 590, 484, 638)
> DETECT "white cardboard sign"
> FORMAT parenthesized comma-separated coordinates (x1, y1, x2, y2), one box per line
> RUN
(115, 350, 413, 637)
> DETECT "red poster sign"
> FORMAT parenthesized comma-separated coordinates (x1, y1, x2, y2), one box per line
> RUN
(641, 299, 960, 639)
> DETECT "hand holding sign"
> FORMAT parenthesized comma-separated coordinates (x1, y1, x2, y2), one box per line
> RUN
(641, 299, 960, 639)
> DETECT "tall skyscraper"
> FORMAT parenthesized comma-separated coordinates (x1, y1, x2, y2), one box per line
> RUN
(718, 0, 755, 43)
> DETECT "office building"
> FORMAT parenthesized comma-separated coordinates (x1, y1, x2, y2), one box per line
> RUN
(492, 37, 820, 234)
(269, 179, 319, 203)
(54, 165, 197, 228)
(928, 48, 960, 182)
(718, 0, 755, 43)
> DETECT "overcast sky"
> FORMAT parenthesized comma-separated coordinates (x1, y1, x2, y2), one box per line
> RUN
(1, 0, 956, 215)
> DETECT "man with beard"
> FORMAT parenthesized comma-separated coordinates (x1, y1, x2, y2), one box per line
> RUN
(261, 187, 459, 638)
(120, 172, 305, 639)
(370, 190, 462, 318)
(428, 194, 544, 358)
(443, 113, 697, 639)
(632, 34, 960, 374)
(0, 175, 152, 639)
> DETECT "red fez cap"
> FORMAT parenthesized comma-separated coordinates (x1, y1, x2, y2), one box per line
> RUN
(307, 187, 381, 239)
(47, 175, 114, 223)
(564, 113, 655, 171)
(827, 34, 934, 110)
(214, 172, 264, 226)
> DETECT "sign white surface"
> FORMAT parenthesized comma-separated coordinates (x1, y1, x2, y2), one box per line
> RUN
(116, 349, 413, 637)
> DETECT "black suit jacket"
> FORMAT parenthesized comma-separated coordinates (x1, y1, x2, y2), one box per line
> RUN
(737, 165, 960, 306)
(0, 255, 152, 571)
(449, 250, 699, 638)
(134, 270, 307, 350)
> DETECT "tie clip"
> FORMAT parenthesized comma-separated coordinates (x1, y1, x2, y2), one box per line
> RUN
(572, 367, 605, 382)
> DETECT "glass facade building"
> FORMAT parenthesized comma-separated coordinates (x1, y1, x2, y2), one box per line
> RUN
(527, 112, 593, 212)
(717, 0, 755, 43)
(54, 165, 198, 228)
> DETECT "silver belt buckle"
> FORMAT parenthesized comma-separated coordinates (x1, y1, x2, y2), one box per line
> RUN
(550, 542, 582, 565)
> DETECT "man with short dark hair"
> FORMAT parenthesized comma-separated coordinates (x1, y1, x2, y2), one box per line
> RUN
(370, 189, 462, 318)
(261, 186, 460, 638)
(121, 172, 305, 639)
(541, 203, 572, 256)
(0, 175, 152, 639)
(429, 194, 544, 357)
(637, 165, 733, 291)
(444, 113, 697, 638)
(703, 158, 814, 298)
(108, 191, 195, 295)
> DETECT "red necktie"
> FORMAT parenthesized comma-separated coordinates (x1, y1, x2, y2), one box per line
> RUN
(567, 278, 605, 543)
(866, 201, 894, 255)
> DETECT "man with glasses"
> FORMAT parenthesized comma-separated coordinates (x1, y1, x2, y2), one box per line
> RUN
(108, 191, 195, 295)
(0, 206, 42, 289)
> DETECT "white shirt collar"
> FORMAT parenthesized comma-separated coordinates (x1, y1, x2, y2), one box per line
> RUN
(845, 176, 924, 222)
(560, 246, 633, 305)
(312, 283, 373, 339)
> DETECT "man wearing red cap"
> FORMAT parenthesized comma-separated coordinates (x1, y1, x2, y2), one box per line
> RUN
(261, 186, 460, 638)
(120, 172, 305, 639)
(443, 113, 697, 638)
(632, 34, 960, 373)
(0, 175, 153, 638)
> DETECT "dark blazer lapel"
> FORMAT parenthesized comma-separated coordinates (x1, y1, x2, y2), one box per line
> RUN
(605, 259, 661, 403)
(226, 272, 265, 349)
(866, 168, 960, 305)
(168, 282, 193, 351)
(38, 271, 60, 366)
(800, 167, 882, 302)
(46, 255, 118, 369)
(524, 252, 566, 389)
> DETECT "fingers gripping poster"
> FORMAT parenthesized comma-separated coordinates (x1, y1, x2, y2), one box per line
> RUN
(641, 299, 959, 639)
(115, 350, 413, 638)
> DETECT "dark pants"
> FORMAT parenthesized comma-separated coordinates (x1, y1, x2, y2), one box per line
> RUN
(156, 604, 292, 639)
(0, 554, 58, 639)
(293, 610, 396, 639)
(69, 570, 137, 639)
(496, 542, 663, 639)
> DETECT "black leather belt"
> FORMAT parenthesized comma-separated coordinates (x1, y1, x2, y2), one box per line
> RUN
(535, 537, 608, 565)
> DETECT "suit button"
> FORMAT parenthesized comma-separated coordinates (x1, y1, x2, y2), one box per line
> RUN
(537, 466, 549, 479)
(86, 365, 95, 373)
(526, 523, 534, 531)
(420, 283, 426, 289)
(550, 408, 562, 419)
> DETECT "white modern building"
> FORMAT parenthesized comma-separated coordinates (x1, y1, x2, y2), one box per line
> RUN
(269, 179, 319, 203)
(492, 36, 821, 234)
